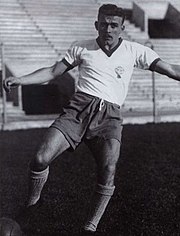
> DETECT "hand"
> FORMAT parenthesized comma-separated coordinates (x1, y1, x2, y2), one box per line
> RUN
(3, 77, 21, 93)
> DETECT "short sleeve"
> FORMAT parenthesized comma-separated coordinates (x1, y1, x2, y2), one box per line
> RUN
(132, 42, 160, 70)
(63, 41, 83, 67)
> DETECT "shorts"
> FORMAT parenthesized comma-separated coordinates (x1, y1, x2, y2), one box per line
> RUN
(51, 92, 123, 150)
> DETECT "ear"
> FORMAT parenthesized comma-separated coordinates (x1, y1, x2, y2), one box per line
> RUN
(94, 21, 98, 31)
(121, 25, 125, 30)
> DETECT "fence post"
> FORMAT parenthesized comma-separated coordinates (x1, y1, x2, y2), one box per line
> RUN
(151, 64, 158, 123)
(145, 41, 158, 123)
(1, 42, 7, 129)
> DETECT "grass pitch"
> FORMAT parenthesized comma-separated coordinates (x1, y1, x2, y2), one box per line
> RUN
(0, 123, 179, 236)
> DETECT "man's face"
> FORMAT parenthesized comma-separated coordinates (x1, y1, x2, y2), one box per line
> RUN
(95, 14, 124, 49)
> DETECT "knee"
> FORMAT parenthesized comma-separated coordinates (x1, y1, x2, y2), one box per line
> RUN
(30, 151, 49, 172)
(104, 162, 117, 179)
(104, 158, 117, 173)
(98, 160, 117, 186)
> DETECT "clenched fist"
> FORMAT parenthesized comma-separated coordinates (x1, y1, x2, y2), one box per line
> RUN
(3, 77, 21, 93)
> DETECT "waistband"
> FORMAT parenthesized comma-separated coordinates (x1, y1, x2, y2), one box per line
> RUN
(76, 91, 121, 109)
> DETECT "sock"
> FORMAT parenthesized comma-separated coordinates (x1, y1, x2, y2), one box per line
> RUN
(84, 183, 115, 232)
(27, 166, 49, 207)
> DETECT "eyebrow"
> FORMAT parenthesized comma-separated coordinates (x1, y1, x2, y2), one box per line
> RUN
(100, 22, 120, 26)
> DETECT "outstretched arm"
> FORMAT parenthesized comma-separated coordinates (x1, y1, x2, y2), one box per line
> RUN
(153, 60, 180, 81)
(3, 60, 71, 92)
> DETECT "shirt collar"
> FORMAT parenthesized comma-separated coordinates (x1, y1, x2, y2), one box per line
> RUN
(96, 37, 123, 57)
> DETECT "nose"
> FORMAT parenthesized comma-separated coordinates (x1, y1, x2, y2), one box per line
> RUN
(106, 24, 112, 33)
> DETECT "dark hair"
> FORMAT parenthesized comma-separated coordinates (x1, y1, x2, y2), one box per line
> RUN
(98, 4, 125, 24)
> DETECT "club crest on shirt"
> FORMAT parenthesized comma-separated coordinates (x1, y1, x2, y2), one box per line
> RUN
(115, 66, 124, 78)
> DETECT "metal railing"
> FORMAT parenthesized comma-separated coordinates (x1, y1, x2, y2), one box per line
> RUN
(145, 40, 158, 123)
(1, 42, 7, 129)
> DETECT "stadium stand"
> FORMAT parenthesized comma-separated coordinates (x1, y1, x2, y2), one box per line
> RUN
(0, 0, 180, 118)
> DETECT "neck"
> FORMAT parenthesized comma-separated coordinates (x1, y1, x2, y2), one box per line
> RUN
(96, 37, 123, 57)
(104, 44, 111, 51)
(103, 39, 119, 51)
(104, 44, 115, 51)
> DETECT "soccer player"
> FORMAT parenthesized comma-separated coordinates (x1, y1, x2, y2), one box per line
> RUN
(3, 4, 180, 235)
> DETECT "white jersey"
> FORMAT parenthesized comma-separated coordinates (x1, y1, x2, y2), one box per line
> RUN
(63, 38, 160, 106)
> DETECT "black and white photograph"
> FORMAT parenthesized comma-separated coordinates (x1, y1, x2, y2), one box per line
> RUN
(0, 0, 180, 235)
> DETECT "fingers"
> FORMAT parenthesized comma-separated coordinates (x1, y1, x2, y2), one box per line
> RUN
(3, 77, 20, 93)
(3, 78, 11, 93)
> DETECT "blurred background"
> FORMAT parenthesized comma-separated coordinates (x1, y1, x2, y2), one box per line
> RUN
(0, 0, 180, 130)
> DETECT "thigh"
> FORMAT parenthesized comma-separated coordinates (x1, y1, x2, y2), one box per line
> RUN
(85, 137, 121, 168)
(51, 92, 97, 150)
(36, 127, 70, 164)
